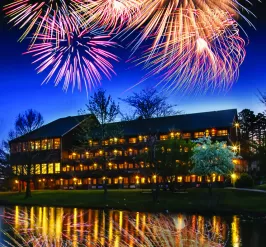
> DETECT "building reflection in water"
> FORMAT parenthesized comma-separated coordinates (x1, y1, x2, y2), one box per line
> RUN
(2, 206, 243, 247)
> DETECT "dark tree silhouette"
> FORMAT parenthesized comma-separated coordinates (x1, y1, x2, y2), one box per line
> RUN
(10, 109, 44, 198)
(120, 88, 181, 119)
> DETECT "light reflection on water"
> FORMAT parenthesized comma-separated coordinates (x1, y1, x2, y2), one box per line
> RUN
(0, 206, 265, 247)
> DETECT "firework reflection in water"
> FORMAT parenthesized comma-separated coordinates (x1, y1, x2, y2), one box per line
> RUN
(0, 208, 228, 247)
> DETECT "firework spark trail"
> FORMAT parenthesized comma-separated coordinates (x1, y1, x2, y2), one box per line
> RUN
(73, 0, 143, 34)
(122, 0, 255, 54)
(126, 8, 246, 94)
(23, 16, 118, 95)
(3, 0, 81, 42)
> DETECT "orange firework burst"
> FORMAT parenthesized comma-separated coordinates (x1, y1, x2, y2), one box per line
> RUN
(135, 16, 246, 94)
(123, 0, 253, 54)
(3, 0, 81, 42)
(73, 0, 143, 33)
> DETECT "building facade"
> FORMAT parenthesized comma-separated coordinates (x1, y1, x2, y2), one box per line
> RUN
(9, 109, 246, 190)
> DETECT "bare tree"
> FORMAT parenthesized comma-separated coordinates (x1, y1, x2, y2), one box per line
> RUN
(120, 88, 181, 119)
(10, 109, 44, 198)
(81, 88, 120, 200)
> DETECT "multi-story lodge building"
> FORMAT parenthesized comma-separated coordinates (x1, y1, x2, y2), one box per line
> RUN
(9, 109, 246, 190)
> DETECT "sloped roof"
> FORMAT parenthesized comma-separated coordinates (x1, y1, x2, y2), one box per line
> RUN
(100, 109, 237, 136)
(10, 115, 91, 142)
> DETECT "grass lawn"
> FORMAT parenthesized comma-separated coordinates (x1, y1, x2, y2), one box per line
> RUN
(0, 188, 266, 214)
(255, 184, 266, 191)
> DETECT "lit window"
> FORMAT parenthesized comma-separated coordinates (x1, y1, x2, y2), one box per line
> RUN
(217, 130, 228, 136)
(138, 135, 143, 142)
(30, 141, 35, 151)
(35, 140, 41, 151)
(194, 132, 204, 138)
(55, 163, 60, 173)
(54, 138, 60, 149)
(93, 141, 99, 146)
(182, 133, 191, 139)
(177, 176, 182, 182)
(89, 140, 93, 147)
(12, 166, 16, 175)
(17, 165, 23, 175)
(167, 148, 171, 152)
(197, 176, 202, 182)
(211, 129, 216, 136)
(205, 130, 210, 137)
(35, 164, 40, 174)
(41, 164, 47, 174)
(170, 132, 175, 139)
(184, 147, 189, 152)
(22, 142, 28, 152)
(48, 163, 54, 174)
(47, 139, 53, 149)
(119, 138, 125, 144)
(41, 139, 47, 150)
(102, 140, 109, 146)
(160, 135, 168, 140)
(129, 138, 137, 144)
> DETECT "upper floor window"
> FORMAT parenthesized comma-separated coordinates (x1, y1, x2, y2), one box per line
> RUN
(118, 138, 125, 144)
(54, 138, 60, 149)
(217, 130, 228, 136)
(205, 130, 210, 137)
(129, 138, 137, 144)
(41, 139, 47, 150)
(35, 140, 41, 151)
(211, 128, 216, 136)
(160, 135, 168, 141)
(182, 133, 191, 139)
(30, 141, 35, 151)
(102, 140, 109, 146)
(194, 132, 204, 138)
(47, 139, 53, 149)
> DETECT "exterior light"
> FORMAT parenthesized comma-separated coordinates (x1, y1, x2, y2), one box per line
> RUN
(235, 123, 239, 128)
(60, 178, 63, 181)
(129, 148, 132, 152)
(94, 163, 97, 166)
(50, 179, 53, 181)
(108, 162, 112, 166)
(114, 149, 118, 153)
(85, 151, 89, 155)
(73, 178, 77, 181)
(231, 173, 236, 179)
(103, 176, 106, 180)
(119, 176, 123, 180)
(99, 150, 103, 154)
(42, 179, 45, 181)
(114, 137, 117, 142)
(232, 146, 238, 151)
(152, 175, 157, 179)
(38, 179, 42, 182)
(72, 152, 76, 156)
(15, 180, 18, 184)
(135, 176, 139, 179)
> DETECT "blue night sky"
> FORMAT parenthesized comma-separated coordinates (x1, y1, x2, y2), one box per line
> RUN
(0, 0, 266, 141)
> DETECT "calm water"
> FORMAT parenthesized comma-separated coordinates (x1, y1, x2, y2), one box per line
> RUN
(0, 206, 265, 247)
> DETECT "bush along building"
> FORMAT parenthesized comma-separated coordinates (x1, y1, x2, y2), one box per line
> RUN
(9, 109, 247, 190)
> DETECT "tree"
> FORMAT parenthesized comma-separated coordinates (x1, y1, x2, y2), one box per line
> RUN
(120, 88, 181, 119)
(190, 136, 236, 196)
(80, 88, 120, 199)
(10, 109, 44, 198)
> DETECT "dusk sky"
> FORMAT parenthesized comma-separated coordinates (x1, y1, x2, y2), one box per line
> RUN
(0, 0, 266, 141)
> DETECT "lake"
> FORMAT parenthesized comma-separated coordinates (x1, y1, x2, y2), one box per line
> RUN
(0, 206, 265, 246)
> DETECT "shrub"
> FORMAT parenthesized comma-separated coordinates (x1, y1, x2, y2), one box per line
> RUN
(235, 173, 254, 188)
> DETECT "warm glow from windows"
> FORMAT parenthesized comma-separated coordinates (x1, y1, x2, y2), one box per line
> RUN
(41, 139, 47, 150)
(177, 176, 182, 182)
(217, 130, 228, 136)
(182, 133, 191, 139)
(55, 163, 60, 173)
(194, 132, 204, 138)
(48, 163, 54, 174)
(160, 135, 168, 140)
(129, 138, 137, 144)
(41, 164, 47, 174)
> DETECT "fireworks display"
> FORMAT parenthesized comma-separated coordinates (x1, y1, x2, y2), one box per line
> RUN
(3, 0, 258, 94)
(24, 17, 118, 94)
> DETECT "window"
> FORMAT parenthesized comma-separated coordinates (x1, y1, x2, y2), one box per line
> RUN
(35, 164, 41, 174)
(93, 141, 99, 146)
(128, 164, 134, 169)
(41, 164, 47, 174)
(118, 139, 125, 144)
(211, 129, 216, 136)
(177, 176, 182, 182)
(54, 138, 60, 149)
(35, 140, 41, 151)
(22, 142, 28, 152)
(170, 132, 175, 139)
(12, 166, 16, 175)
(119, 164, 124, 169)
(184, 147, 189, 152)
(17, 143, 22, 152)
(138, 135, 143, 142)
(182, 133, 191, 139)
(194, 132, 204, 138)
(47, 139, 53, 149)
(30, 141, 35, 151)
(88, 140, 92, 147)
(160, 135, 168, 141)
(217, 130, 228, 136)
(129, 138, 137, 144)
(48, 163, 54, 174)
(17, 165, 23, 175)
(41, 139, 47, 150)
(55, 163, 60, 173)
(205, 130, 210, 137)
(102, 140, 109, 146)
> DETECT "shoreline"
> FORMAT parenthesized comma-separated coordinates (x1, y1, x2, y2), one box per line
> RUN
(1, 188, 266, 216)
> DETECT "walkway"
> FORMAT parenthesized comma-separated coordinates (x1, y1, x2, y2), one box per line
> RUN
(225, 187, 266, 193)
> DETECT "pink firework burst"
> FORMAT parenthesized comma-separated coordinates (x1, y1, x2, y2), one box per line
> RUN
(24, 18, 119, 94)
